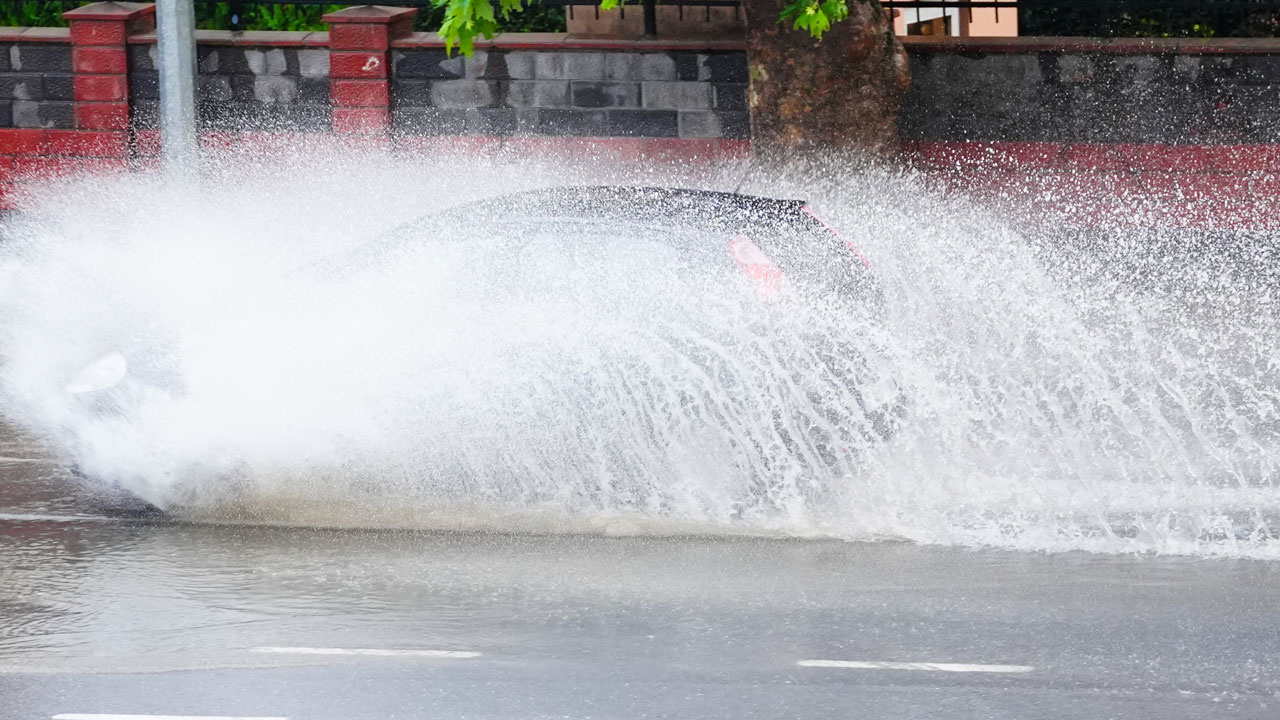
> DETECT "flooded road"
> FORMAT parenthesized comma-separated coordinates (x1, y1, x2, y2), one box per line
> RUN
(3, 424, 1280, 719)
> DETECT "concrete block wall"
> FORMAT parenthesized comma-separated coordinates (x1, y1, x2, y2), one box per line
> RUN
(389, 47, 748, 138)
(129, 37, 332, 131)
(0, 3, 152, 201)
(0, 41, 74, 129)
(0, 3, 753, 213)
(901, 37, 1280, 145)
(897, 41, 1280, 231)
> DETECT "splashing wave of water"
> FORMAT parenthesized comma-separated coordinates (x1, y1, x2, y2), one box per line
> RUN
(0, 149, 1277, 557)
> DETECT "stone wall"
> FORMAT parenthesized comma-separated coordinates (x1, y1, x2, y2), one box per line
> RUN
(0, 42, 73, 129)
(389, 47, 748, 139)
(901, 37, 1280, 144)
(9, 20, 1280, 146)
(129, 37, 332, 131)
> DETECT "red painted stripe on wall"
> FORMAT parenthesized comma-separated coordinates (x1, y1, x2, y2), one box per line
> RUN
(903, 140, 1280, 174)
(0, 131, 1274, 230)
(906, 141, 1280, 230)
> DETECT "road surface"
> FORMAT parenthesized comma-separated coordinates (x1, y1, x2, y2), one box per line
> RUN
(2, 425, 1279, 720)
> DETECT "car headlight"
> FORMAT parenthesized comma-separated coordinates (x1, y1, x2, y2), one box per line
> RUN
(66, 352, 128, 395)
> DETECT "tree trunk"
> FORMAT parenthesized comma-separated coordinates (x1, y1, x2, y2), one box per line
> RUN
(739, 0, 910, 162)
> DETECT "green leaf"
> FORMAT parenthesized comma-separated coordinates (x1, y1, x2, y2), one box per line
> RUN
(778, 0, 848, 40)
(435, 0, 502, 56)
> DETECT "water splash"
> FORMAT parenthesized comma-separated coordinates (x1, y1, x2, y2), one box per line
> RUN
(0, 148, 1276, 557)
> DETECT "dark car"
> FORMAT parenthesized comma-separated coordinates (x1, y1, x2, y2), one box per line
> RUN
(313, 186, 880, 308)
(64, 186, 902, 513)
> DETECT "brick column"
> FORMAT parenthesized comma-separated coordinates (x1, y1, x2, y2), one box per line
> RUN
(62, 2, 155, 134)
(322, 6, 416, 136)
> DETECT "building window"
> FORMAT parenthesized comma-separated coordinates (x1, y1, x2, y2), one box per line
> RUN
(907, 16, 950, 35)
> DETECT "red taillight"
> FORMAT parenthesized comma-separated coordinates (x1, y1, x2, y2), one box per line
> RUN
(728, 235, 784, 299)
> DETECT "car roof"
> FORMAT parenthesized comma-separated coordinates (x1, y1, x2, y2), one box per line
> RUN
(437, 186, 813, 236)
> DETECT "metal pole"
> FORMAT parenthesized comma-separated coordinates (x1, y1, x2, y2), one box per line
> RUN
(642, 0, 657, 37)
(156, 0, 198, 180)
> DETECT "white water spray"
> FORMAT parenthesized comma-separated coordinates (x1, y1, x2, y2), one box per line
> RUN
(0, 148, 1276, 557)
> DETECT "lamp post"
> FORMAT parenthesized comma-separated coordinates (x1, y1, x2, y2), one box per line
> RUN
(155, 0, 198, 178)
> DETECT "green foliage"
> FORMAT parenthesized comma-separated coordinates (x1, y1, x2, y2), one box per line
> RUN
(413, 2, 564, 32)
(779, 0, 848, 40)
(487, 3, 565, 32)
(434, 0, 526, 55)
(194, 4, 343, 31)
(0, 1, 78, 28)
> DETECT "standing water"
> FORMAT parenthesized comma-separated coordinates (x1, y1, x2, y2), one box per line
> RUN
(0, 148, 1276, 557)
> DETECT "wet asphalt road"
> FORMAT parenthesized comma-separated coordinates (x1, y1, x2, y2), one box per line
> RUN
(3, 426, 1280, 720)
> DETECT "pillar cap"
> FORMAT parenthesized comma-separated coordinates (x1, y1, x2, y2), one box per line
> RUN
(63, 2, 156, 21)
(323, 5, 418, 24)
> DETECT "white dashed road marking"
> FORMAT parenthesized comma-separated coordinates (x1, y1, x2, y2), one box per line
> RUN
(54, 715, 288, 720)
(251, 646, 481, 659)
(0, 513, 114, 523)
(798, 660, 1034, 673)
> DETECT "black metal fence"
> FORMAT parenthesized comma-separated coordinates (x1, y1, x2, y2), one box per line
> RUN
(1, 0, 1278, 37)
(1023, 0, 1280, 38)
(884, 0, 1280, 37)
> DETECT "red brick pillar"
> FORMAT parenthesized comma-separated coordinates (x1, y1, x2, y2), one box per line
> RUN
(62, 2, 155, 134)
(322, 6, 416, 136)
